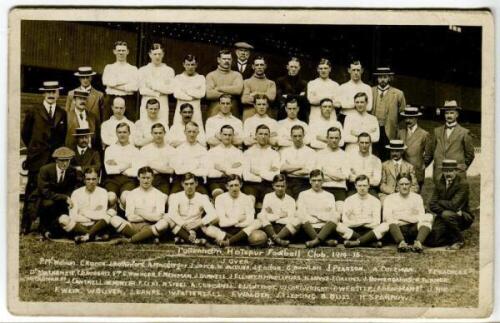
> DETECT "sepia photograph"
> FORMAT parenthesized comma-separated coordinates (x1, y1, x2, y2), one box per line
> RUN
(7, 8, 494, 319)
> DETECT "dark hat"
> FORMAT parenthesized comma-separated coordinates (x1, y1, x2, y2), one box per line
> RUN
(442, 100, 462, 110)
(400, 106, 423, 117)
(73, 90, 89, 98)
(52, 147, 75, 159)
(234, 41, 254, 50)
(39, 81, 63, 91)
(74, 66, 96, 77)
(385, 139, 407, 150)
(373, 67, 395, 75)
(72, 128, 94, 136)
(440, 159, 459, 170)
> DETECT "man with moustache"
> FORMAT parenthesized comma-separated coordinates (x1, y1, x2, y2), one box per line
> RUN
(65, 66, 104, 125)
(70, 128, 101, 184)
(232, 41, 254, 80)
(65, 90, 99, 150)
(427, 100, 475, 184)
(168, 103, 206, 147)
(241, 56, 277, 120)
(276, 57, 308, 120)
(102, 41, 139, 121)
(397, 106, 433, 191)
(173, 54, 206, 127)
(426, 160, 473, 250)
(21, 81, 67, 234)
(306, 58, 341, 124)
(138, 43, 175, 124)
(206, 49, 244, 117)
(338, 60, 373, 124)
(370, 67, 406, 160)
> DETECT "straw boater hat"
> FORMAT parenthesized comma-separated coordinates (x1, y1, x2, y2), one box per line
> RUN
(440, 159, 459, 170)
(74, 66, 96, 77)
(385, 139, 407, 150)
(52, 147, 75, 159)
(72, 128, 94, 136)
(373, 67, 395, 75)
(39, 81, 63, 91)
(73, 89, 89, 99)
(400, 106, 423, 117)
(234, 41, 254, 50)
(441, 100, 462, 111)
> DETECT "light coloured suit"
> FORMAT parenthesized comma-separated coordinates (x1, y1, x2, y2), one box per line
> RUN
(371, 86, 406, 140)
(428, 124, 475, 183)
(379, 159, 419, 203)
(66, 87, 105, 125)
(397, 126, 432, 185)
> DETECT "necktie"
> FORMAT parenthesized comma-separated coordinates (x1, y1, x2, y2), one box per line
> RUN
(446, 124, 455, 129)
(446, 179, 452, 190)
(58, 170, 65, 183)
(49, 106, 54, 119)
(80, 112, 85, 120)
(395, 163, 400, 176)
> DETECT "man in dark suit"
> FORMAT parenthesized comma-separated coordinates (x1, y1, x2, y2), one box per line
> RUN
(397, 106, 433, 191)
(37, 147, 78, 239)
(21, 81, 67, 234)
(70, 128, 101, 184)
(426, 159, 473, 250)
(232, 41, 254, 80)
(65, 66, 105, 125)
(427, 100, 475, 184)
(65, 90, 100, 150)
(370, 67, 406, 160)
(275, 57, 308, 121)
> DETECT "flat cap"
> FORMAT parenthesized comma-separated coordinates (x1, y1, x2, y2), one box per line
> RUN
(52, 147, 75, 159)
(234, 41, 254, 50)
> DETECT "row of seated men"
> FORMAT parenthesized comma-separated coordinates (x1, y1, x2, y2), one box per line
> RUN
(34, 137, 472, 252)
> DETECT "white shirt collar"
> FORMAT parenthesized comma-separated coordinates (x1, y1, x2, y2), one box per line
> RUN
(77, 146, 86, 155)
(407, 124, 417, 132)
(43, 101, 55, 114)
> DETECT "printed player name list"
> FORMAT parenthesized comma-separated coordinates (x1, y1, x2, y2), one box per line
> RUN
(20, 246, 478, 307)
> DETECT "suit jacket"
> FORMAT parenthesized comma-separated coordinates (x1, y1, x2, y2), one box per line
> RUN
(21, 104, 67, 172)
(70, 147, 101, 172)
(397, 126, 432, 183)
(275, 74, 309, 120)
(65, 109, 100, 149)
(429, 175, 471, 216)
(379, 159, 419, 195)
(37, 163, 78, 201)
(371, 86, 406, 140)
(232, 60, 254, 80)
(65, 87, 105, 124)
(428, 124, 475, 183)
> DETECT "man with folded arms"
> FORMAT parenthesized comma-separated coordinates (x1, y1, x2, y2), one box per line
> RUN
(206, 125, 244, 199)
(315, 127, 349, 214)
(306, 58, 340, 124)
(343, 92, 379, 154)
(337, 175, 386, 248)
(308, 98, 344, 150)
(298, 170, 340, 248)
(58, 167, 114, 243)
(338, 60, 372, 124)
(205, 94, 243, 148)
(103, 122, 139, 209)
(138, 123, 176, 195)
(258, 174, 301, 247)
(348, 132, 382, 197)
(109, 167, 167, 243)
(383, 173, 433, 253)
(279, 125, 315, 199)
(168, 103, 206, 148)
(242, 94, 278, 147)
(210, 175, 261, 247)
(242, 125, 280, 205)
(134, 98, 169, 148)
(100, 97, 136, 148)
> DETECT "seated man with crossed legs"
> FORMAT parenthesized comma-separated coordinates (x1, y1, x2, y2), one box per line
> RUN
(258, 174, 301, 246)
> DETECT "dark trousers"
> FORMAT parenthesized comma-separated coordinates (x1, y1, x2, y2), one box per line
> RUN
(103, 94, 138, 122)
(39, 199, 68, 237)
(153, 174, 171, 195)
(170, 175, 208, 195)
(425, 210, 473, 247)
(242, 181, 273, 204)
(286, 177, 309, 199)
(373, 126, 390, 161)
(21, 170, 40, 232)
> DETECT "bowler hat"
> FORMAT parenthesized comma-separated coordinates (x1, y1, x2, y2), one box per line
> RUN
(74, 66, 96, 77)
(39, 81, 63, 91)
(385, 139, 407, 150)
(400, 106, 423, 117)
(52, 147, 75, 159)
(234, 41, 254, 50)
(442, 100, 462, 110)
(72, 128, 94, 136)
(373, 67, 395, 75)
(440, 159, 459, 170)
